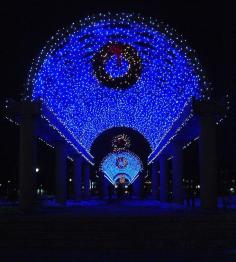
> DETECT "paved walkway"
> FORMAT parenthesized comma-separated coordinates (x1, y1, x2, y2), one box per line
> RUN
(0, 200, 236, 261)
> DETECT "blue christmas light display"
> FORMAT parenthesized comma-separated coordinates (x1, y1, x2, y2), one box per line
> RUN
(27, 13, 208, 154)
(100, 151, 143, 184)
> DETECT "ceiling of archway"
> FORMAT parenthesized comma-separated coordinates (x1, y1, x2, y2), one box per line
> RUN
(28, 13, 207, 156)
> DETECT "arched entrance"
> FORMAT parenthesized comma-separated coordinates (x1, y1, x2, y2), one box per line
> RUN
(90, 127, 151, 198)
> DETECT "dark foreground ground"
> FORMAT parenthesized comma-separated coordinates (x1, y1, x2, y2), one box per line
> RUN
(0, 200, 236, 261)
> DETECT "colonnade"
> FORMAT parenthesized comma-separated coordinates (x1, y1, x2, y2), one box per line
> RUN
(16, 100, 218, 211)
(150, 107, 217, 209)
(54, 141, 91, 205)
(18, 102, 91, 211)
(21, 138, 91, 210)
(151, 146, 184, 204)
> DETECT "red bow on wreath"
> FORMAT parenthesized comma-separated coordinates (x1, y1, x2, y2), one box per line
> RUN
(109, 44, 123, 66)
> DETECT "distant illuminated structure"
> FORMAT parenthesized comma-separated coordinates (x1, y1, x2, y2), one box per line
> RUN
(100, 151, 143, 184)
(5, 13, 228, 210)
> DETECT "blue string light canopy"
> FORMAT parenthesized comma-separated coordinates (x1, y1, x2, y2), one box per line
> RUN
(26, 13, 208, 156)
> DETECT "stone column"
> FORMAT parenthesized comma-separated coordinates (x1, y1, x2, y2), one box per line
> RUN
(102, 173, 109, 199)
(151, 162, 158, 199)
(55, 141, 67, 204)
(73, 156, 82, 201)
(160, 155, 168, 203)
(199, 115, 217, 209)
(132, 174, 142, 199)
(172, 142, 184, 204)
(193, 100, 221, 209)
(19, 113, 37, 211)
(84, 163, 90, 199)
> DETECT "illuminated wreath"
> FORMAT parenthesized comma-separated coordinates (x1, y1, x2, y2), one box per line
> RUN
(92, 42, 142, 89)
(112, 134, 131, 152)
(116, 157, 128, 169)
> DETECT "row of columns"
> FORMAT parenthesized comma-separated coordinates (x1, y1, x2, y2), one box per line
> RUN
(17, 100, 218, 210)
(151, 111, 217, 209)
(151, 142, 184, 204)
(53, 141, 91, 205)
(133, 174, 143, 198)
(18, 103, 91, 211)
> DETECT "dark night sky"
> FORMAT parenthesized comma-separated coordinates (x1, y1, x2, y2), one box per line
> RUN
(0, 1, 235, 185)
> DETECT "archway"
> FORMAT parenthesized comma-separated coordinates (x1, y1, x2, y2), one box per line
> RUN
(90, 126, 151, 171)
(90, 126, 151, 197)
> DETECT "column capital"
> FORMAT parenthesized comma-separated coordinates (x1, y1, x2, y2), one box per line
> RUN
(84, 161, 92, 170)
(159, 154, 168, 162)
(171, 139, 184, 154)
(150, 160, 158, 167)
(73, 154, 83, 163)
(54, 140, 67, 154)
